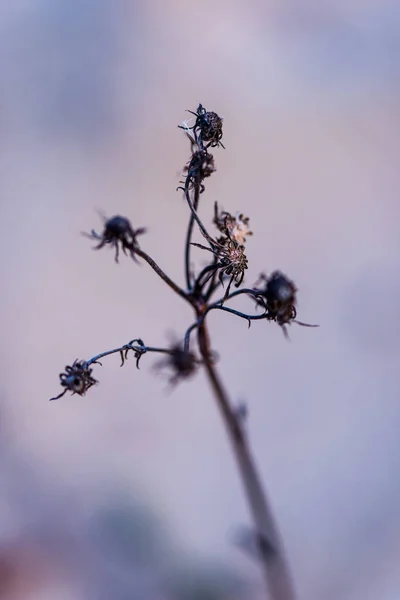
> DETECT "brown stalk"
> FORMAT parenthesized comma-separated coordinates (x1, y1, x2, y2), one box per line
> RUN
(197, 320, 296, 600)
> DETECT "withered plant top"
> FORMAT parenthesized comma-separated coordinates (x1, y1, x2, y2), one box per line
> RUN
(49, 102, 319, 600)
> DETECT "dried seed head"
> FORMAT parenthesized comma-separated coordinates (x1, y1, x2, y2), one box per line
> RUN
(50, 360, 98, 401)
(104, 216, 134, 237)
(265, 272, 297, 310)
(219, 240, 248, 284)
(154, 344, 198, 387)
(183, 149, 216, 193)
(170, 346, 197, 378)
(84, 215, 146, 263)
(254, 271, 297, 330)
(194, 104, 224, 148)
(254, 271, 319, 336)
(192, 236, 248, 300)
(182, 103, 224, 149)
(214, 202, 253, 246)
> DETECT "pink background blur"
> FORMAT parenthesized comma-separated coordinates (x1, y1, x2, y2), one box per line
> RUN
(0, 1, 399, 598)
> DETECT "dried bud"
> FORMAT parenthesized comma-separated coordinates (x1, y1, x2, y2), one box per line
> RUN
(192, 236, 248, 300)
(214, 202, 253, 246)
(84, 215, 146, 263)
(154, 344, 198, 387)
(193, 104, 224, 148)
(218, 241, 248, 287)
(50, 360, 98, 401)
(183, 149, 216, 193)
(253, 271, 319, 336)
(266, 272, 297, 309)
(256, 271, 297, 328)
(180, 103, 224, 149)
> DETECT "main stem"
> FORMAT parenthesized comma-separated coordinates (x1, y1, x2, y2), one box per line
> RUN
(184, 183, 200, 289)
(197, 321, 296, 600)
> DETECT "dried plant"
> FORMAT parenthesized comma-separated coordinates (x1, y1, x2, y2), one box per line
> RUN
(50, 103, 318, 600)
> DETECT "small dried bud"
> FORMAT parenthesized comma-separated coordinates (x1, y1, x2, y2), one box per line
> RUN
(154, 344, 198, 387)
(194, 104, 224, 148)
(253, 271, 319, 336)
(192, 236, 248, 300)
(181, 103, 224, 149)
(84, 215, 146, 263)
(266, 272, 297, 310)
(183, 149, 216, 193)
(219, 241, 248, 285)
(214, 202, 253, 246)
(254, 271, 297, 333)
(50, 360, 98, 401)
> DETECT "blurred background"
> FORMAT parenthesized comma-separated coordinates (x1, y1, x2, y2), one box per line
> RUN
(0, 0, 399, 598)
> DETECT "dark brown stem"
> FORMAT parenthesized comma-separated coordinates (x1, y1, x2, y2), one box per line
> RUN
(184, 181, 200, 289)
(204, 255, 219, 300)
(197, 321, 296, 600)
(86, 342, 171, 367)
(184, 185, 214, 246)
(135, 248, 191, 304)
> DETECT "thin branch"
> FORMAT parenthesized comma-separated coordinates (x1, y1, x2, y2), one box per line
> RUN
(193, 261, 222, 294)
(203, 255, 220, 300)
(183, 186, 215, 246)
(135, 248, 190, 304)
(219, 288, 266, 302)
(86, 340, 172, 368)
(197, 321, 296, 600)
(184, 180, 201, 290)
(183, 321, 200, 353)
(206, 305, 267, 328)
(204, 279, 263, 306)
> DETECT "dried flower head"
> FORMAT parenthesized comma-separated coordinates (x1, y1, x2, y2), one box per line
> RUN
(154, 344, 199, 387)
(254, 271, 319, 336)
(214, 202, 253, 246)
(50, 360, 98, 401)
(256, 271, 297, 327)
(218, 240, 248, 288)
(183, 149, 216, 193)
(193, 236, 248, 299)
(84, 215, 146, 263)
(186, 103, 225, 149)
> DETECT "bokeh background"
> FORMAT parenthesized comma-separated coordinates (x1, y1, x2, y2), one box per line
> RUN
(0, 1, 399, 598)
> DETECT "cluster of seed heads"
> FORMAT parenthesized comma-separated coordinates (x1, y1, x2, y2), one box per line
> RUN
(50, 103, 317, 402)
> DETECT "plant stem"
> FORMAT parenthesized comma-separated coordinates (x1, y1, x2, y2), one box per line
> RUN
(197, 321, 296, 600)
(86, 342, 171, 367)
(184, 182, 200, 289)
(135, 248, 190, 303)
(184, 185, 215, 247)
(205, 305, 267, 327)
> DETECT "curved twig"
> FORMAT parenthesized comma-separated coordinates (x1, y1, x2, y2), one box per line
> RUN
(206, 305, 267, 328)
(135, 248, 190, 304)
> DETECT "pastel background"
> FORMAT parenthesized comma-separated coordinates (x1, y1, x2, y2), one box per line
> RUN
(0, 1, 399, 598)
